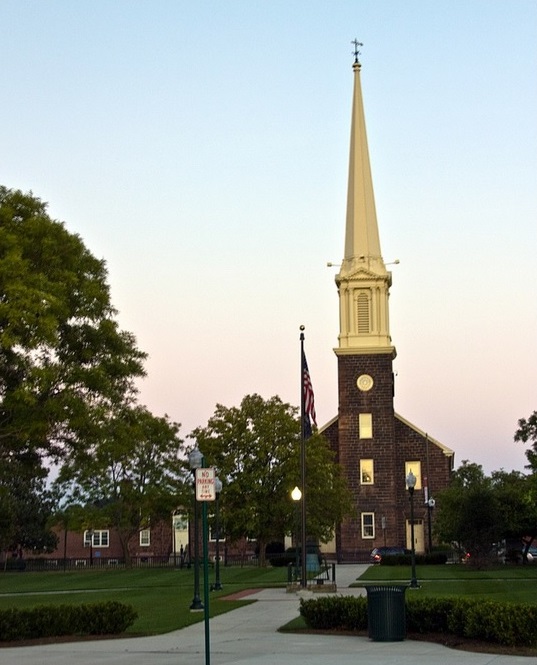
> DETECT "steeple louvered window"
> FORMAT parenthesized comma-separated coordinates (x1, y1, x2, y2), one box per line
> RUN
(356, 291, 370, 333)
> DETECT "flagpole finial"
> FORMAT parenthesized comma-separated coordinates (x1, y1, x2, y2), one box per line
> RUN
(299, 325, 305, 331)
(299, 324, 305, 341)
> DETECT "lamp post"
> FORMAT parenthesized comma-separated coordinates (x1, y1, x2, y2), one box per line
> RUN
(406, 470, 419, 589)
(427, 497, 435, 554)
(189, 447, 204, 610)
(87, 529, 94, 567)
(213, 476, 223, 591)
(291, 486, 302, 583)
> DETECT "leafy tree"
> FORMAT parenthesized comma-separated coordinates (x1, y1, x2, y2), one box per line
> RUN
(515, 411, 537, 470)
(54, 404, 186, 566)
(434, 461, 503, 567)
(190, 394, 351, 566)
(0, 186, 146, 478)
(491, 469, 537, 562)
(514, 412, 537, 557)
(0, 473, 58, 564)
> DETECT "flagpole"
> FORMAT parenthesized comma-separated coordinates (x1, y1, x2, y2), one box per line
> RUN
(299, 325, 307, 588)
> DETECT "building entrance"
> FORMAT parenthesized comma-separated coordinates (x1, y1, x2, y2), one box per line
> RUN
(406, 519, 424, 554)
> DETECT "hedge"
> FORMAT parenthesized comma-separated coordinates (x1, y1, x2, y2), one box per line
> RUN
(300, 595, 537, 647)
(0, 601, 138, 642)
(380, 553, 448, 566)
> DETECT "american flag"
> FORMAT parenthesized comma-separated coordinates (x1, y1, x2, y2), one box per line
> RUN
(302, 349, 317, 437)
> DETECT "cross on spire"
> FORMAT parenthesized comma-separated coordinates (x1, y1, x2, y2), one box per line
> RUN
(352, 39, 363, 64)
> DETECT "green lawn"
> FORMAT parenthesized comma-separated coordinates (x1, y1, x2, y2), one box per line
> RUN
(3, 564, 536, 639)
(0, 566, 287, 635)
(357, 564, 537, 604)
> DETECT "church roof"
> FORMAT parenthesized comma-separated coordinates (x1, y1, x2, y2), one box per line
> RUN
(318, 412, 454, 459)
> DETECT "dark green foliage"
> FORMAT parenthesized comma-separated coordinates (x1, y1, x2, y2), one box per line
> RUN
(300, 596, 367, 631)
(301, 595, 537, 647)
(191, 394, 352, 566)
(1, 186, 148, 552)
(0, 601, 138, 641)
(405, 597, 465, 633)
(378, 554, 410, 566)
(515, 411, 537, 470)
(461, 599, 537, 647)
(379, 553, 447, 566)
(55, 403, 184, 567)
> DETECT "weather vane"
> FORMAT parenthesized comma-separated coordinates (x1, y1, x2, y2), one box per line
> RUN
(352, 38, 363, 64)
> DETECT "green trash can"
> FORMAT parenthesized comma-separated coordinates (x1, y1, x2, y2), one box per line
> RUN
(365, 585, 407, 641)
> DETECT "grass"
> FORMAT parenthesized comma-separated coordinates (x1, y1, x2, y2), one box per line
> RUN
(0, 566, 287, 636)
(3, 564, 537, 643)
(357, 564, 537, 604)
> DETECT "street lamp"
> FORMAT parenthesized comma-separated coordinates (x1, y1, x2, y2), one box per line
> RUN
(189, 447, 204, 610)
(291, 486, 302, 583)
(406, 470, 419, 589)
(213, 476, 223, 591)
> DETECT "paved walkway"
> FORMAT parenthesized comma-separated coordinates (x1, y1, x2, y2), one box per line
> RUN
(1, 565, 535, 665)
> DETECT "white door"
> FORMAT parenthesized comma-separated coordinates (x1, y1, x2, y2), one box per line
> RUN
(406, 519, 425, 554)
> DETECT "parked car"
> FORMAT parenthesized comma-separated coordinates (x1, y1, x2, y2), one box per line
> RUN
(523, 546, 537, 563)
(369, 546, 409, 564)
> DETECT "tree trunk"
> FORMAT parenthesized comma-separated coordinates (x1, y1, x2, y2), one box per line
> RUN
(118, 530, 133, 568)
(258, 538, 266, 567)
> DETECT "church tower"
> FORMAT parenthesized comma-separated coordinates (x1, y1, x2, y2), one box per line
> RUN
(322, 47, 454, 561)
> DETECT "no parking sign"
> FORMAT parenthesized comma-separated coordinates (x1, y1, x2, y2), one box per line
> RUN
(195, 467, 216, 501)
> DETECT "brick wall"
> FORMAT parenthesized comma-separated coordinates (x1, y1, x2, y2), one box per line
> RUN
(321, 351, 454, 562)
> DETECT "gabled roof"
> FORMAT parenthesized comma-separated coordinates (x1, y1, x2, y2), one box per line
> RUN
(395, 412, 454, 457)
(319, 412, 454, 459)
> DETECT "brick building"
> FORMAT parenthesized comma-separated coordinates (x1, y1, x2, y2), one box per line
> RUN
(19, 521, 174, 568)
(321, 53, 454, 562)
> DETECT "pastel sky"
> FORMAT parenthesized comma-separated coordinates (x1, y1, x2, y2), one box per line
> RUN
(1, 1, 535, 475)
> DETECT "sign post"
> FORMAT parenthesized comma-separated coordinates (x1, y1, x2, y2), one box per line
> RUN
(195, 466, 215, 665)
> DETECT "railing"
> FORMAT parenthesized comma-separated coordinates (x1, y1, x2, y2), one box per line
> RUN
(286, 557, 336, 586)
(1, 553, 260, 572)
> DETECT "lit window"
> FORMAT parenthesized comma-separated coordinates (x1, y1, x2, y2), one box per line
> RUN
(359, 413, 373, 439)
(405, 461, 422, 490)
(140, 529, 151, 547)
(360, 459, 374, 484)
(361, 512, 375, 539)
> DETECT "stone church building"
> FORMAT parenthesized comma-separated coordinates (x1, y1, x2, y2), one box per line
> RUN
(321, 54, 454, 562)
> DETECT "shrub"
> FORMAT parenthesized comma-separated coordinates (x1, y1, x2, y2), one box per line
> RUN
(380, 553, 447, 566)
(300, 594, 537, 647)
(463, 599, 537, 647)
(300, 596, 367, 631)
(406, 597, 453, 633)
(379, 554, 410, 566)
(0, 601, 138, 642)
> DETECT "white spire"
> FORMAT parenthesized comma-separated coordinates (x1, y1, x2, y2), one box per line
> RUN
(335, 58, 395, 357)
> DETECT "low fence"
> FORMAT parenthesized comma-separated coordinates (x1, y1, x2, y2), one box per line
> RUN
(1, 553, 259, 572)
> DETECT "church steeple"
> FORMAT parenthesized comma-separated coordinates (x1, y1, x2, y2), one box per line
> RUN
(335, 52, 395, 357)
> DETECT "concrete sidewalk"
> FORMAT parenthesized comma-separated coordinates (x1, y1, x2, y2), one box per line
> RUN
(1, 565, 536, 665)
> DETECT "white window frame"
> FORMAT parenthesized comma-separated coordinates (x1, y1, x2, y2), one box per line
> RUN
(84, 530, 110, 548)
(360, 459, 374, 485)
(361, 512, 375, 539)
(209, 525, 226, 542)
(139, 529, 151, 547)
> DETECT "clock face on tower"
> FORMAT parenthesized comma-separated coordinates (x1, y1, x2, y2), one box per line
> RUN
(357, 374, 374, 391)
